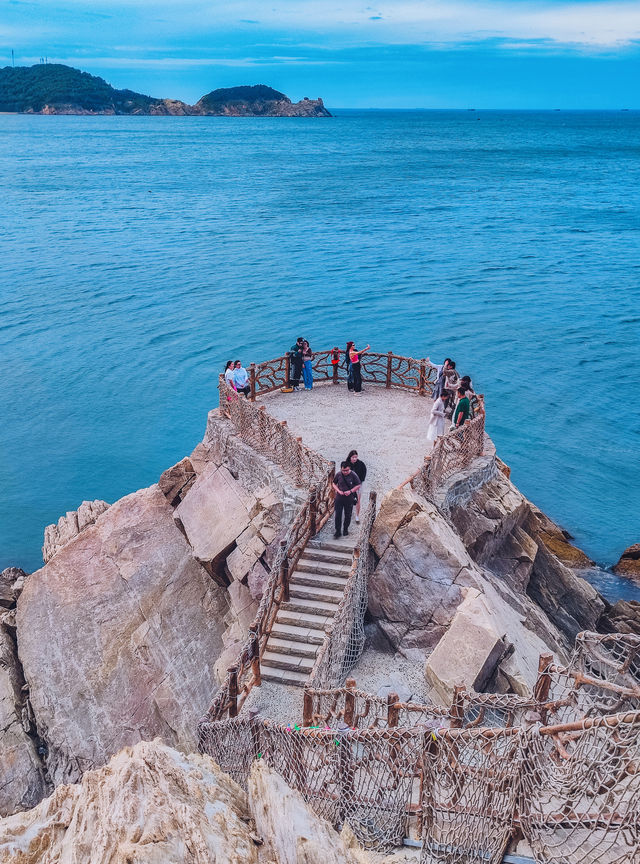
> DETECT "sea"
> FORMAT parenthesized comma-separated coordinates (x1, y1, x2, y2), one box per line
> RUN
(1, 110, 639, 601)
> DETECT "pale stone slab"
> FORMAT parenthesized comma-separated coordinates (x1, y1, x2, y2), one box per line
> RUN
(175, 463, 252, 563)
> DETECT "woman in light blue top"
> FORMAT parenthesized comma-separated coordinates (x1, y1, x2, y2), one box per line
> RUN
(233, 360, 251, 398)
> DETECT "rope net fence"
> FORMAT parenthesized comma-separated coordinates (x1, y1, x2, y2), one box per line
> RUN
(410, 408, 487, 500)
(307, 491, 378, 689)
(198, 632, 640, 864)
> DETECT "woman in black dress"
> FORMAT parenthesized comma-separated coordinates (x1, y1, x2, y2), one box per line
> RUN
(346, 449, 367, 522)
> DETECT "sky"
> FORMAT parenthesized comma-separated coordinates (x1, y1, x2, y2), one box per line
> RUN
(3, 0, 640, 107)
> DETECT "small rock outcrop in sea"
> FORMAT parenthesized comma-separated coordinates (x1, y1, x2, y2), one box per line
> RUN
(0, 65, 331, 116)
(613, 543, 640, 580)
(0, 739, 373, 864)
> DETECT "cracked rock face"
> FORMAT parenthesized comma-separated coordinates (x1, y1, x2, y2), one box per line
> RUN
(16, 485, 228, 788)
(0, 623, 47, 817)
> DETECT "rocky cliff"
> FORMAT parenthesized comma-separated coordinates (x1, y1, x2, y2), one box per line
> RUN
(0, 402, 626, 820)
(0, 65, 331, 116)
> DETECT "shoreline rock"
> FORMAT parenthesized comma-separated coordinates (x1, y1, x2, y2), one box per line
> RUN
(613, 543, 640, 581)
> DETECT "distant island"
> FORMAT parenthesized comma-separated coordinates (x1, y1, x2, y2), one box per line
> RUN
(0, 64, 331, 117)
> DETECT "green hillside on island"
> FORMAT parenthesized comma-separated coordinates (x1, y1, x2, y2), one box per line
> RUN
(0, 64, 331, 116)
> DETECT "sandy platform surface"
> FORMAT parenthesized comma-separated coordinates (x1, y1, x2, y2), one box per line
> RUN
(260, 381, 433, 496)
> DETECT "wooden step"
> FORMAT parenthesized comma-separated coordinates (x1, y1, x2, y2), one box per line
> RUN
(261, 667, 309, 687)
(296, 558, 352, 578)
(308, 539, 357, 554)
(280, 597, 340, 617)
(276, 608, 334, 630)
(262, 651, 315, 673)
(292, 570, 349, 591)
(301, 547, 354, 566)
(270, 621, 327, 645)
(288, 584, 343, 605)
(267, 637, 318, 658)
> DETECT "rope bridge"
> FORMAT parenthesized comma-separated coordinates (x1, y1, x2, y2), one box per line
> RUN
(199, 633, 640, 864)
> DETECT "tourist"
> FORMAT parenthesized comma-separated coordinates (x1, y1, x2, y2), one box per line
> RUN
(426, 393, 447, 451)
(288, 337, 304, 390)
(348, 343, 370, 394)
(443, 364, 460, 405)
(346, 450, 367, 522)
(302, 340, 314, 390)
(453, 387, 471, 429)
(457, 375, 475, 417)
(426, 356, 453, 399)
(224, 360, 237, 399)
(345, 341, 354, 390)
(233, 360, 251, 398)
(332, 461, 361, 538)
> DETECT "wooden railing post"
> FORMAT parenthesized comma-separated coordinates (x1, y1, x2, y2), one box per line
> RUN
(279, 540, 290, 603)
(249, 626, 261, 688)
(344, 677, 357, 728)
(386, 351, 393, 389)
(387, 692, 399, 727)
(295, 436, 304, 486)
(249, 363, 257, 401)
(534, 653, 554, 717)
(228, 666, 239, 718)
(450, 684, 466, 728)
(419, 358, 426, 396)
(285, 353, 291, 387)
(303, 688, 313, 727)
(309, 486, 317, 536)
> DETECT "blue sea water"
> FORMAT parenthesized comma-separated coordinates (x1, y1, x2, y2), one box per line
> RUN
(1, 110, 639, 599)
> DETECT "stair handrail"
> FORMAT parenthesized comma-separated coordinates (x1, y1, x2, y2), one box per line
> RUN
(307, 490, 378, 690)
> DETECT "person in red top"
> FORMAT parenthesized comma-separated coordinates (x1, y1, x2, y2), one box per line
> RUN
(348, 343, 370, 394)
(332, 461, 361, 538)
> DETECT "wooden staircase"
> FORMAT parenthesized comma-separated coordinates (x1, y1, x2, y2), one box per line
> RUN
(261, 537, 356, 686)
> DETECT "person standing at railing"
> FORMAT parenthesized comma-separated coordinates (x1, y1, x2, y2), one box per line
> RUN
(426, 356, 454, 399)
(346, 450, 367, 522)
(224, 361, 237, 401)
(233, 360, 251, 398)
(426, 393, 446, 451)
(288, 337, 304, 390)
(302, 340, 314, 390)
(348, 343, 370, 394)
(333, 461, 361, 539)
(452, 387, 471, 429)
(345, 341, 354, 390)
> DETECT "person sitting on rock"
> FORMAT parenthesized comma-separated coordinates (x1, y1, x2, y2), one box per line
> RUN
(233, 360, 251, 398)
(332, 461, 361, 539)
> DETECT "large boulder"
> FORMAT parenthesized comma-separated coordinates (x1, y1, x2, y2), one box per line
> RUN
(157, 457, 196, 506)
(613, 543, 640, 581)
(425, 589, 506, 705)
(0, 569, 26, 609)
(16, 485, 228, 787)
(0, 740, 258, 864)
(0, 624, 47, 817)
(174, 464, 256, 567)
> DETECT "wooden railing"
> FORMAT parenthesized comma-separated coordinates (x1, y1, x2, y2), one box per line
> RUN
(239, 349, 438, 400)
(202, 465, 335, 722)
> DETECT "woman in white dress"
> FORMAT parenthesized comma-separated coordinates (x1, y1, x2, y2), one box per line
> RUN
(426, 394, 446, 451)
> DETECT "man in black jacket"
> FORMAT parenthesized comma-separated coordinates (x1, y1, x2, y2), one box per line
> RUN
(288, 337, 304, 390)
(332, 461, 361, 538)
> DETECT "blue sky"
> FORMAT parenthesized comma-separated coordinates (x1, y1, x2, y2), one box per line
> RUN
(3, 0, 640, 107)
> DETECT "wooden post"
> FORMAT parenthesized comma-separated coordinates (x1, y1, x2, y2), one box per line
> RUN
(344, 678, 357, 728)
(228, 666, 239, 718)
(303, 688, 313, 727)
(309, 487, 317, 536)
(295, 436, 303, 486)
(450, 685, 465, 728)
(285, 353, 291, 387)
(258, 404, 267, 445)
(386, 351, 393, 389)
(249, 363, 257, 402)
(218, 373, 226, 412)
(332, 348, 339, 384)
(419, 358, 426, 396)
(279, 540, 290, 603)
(534, 653, 554, 714)
(387, 692, 399, 727)
(249, 626, 261, 687)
